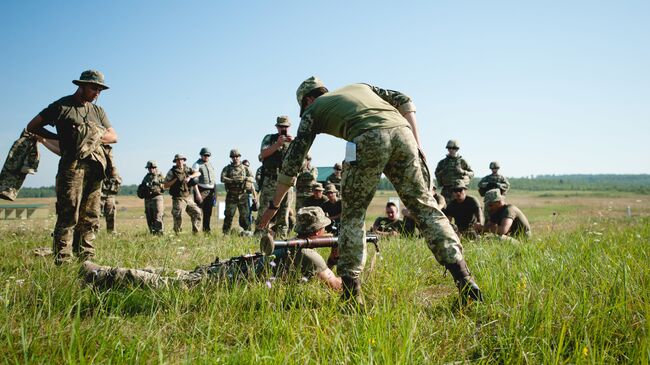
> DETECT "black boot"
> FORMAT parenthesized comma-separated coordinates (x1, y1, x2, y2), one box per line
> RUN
(341, 276, 365, 310)
(445, 260, 483, 303)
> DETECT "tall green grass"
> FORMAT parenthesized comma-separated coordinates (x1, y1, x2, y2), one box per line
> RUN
(1, 216, 648, 363)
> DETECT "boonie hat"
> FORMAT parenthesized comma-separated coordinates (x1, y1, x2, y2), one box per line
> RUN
(294, 206, 331, 236)
(172, 154, 187, 162)
(452, 180, 468, 190)
(145, 160, 157, 168)
(276, 116, 291, 127)
(230, 149, 241, 158)
(296, 76, 325, 105)
(324, 184, 338, 194)
(484, 189, 503, 204)
(312, 182, 325, 191)
(72, 70, 109, 90)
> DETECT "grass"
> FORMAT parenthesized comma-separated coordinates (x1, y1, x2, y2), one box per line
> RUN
(0, 192, 649, 363)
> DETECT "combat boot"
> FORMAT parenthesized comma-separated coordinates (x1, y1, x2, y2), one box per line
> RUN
(341, 276, 365, 312)
(445, 260, 483, 303)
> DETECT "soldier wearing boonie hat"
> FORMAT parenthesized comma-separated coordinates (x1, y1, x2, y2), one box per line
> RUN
(258, 76, 482, 306)
(478, 161, 510, 197)
(164, 153, 202, 234)
(138, 160, 166, 234)
(255, 115, 296, 238)
(302, 182, 328, 210)
(475, 189, 531, 240)
(26, 69, 118, 265)
(435, 139, 474, 202)
(192, 147, 217, 233)
(221, 147, 255, 234)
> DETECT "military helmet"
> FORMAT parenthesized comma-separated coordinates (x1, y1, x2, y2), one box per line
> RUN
(145, 160, 157, 169)
(489, 161, 500, 169)
(72, 70, 109, 90)
(333, 162, 343, 171)
(294, 206, 331, 236)
(296, 76, 325, 105)
(199, 147, 211, 156)
(276, 115, 291, 127)
(312, 182, 325, 191)
(172, 153, 187, 162)
(230, 149, 241, 158)
(446, 139, 460, 149)
(484, 189, 503, 204)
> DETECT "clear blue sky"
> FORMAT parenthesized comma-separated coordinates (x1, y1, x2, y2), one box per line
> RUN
(1, 0, 648, 187)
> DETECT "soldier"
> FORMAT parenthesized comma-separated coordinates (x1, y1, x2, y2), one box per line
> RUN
(478, 161, 510, 197)
(295, 154, 318, 210)
(325, 162, 343, 192)
(26, 70, 118, 265)
(321, 184, 342, 233)
(370, 201, 405, 237)
(192, 147, 217, 233)
(163, 154, 202, 234)
(302, 182, 328, 209)
(443, 180, 483, 240)
(475, 189, 531, 240)
(220, 149, 255, 234)
(138, 161, 165, 235)
(81, 206, 342, 291)
(255, 116, 295, 238)
(435, 140, 474, 202)
(259, 76, 482, 305)
(99, 173, 122, 233)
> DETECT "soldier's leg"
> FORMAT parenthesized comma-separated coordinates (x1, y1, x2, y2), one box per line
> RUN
(100, 196, 106, 217)
(201, 190, 214, 232)
(254, 179, 273, 232)
(185, 197, 203, 234)
(105, 195, 116, 232)
(76, 162, 102, 261)
(172, 197, 184, 233)
(153, 195, 164, 234)
(52, 161, 83, 264)
(237, 193, 251, 231)
(81, 261, 178, 289)
(145, 199, 154, 233)
(273, 189, 292, 238)
(222, 193, 237, 234)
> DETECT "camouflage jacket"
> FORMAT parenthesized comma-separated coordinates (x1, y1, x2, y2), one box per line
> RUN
(434, 155, 474, 187)
(221, 163, 253, 194)
(295, 165, 318, 195)
(478, 174, 510, 196)
(138, 172, 165, 199)
(0, 129, 40, 201)
(165, 165, 194, 197)
(101, 175, 122, 196)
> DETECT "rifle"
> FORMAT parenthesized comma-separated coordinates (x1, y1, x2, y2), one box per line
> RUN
(261, 234, 380, 256)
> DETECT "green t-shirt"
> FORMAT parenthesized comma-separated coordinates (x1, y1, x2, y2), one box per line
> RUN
(489, 204, 531, 237)
(273, 248, 328, 278)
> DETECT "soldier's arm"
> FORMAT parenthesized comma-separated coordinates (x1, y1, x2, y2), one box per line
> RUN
(497, 218, 514, 236)
(462, 159, 474, 178)
(101, 127, 118, 144)
(259, 134, 292, 161)
(26, 114, 58, 140)
(163, 170, 176, 189)
(220, 167, 232, 184)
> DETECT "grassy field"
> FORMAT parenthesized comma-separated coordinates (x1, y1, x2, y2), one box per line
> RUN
(1, 191, 649, 363)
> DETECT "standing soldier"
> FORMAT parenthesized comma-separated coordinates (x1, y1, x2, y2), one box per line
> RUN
(435, 140, 474, 202)
(259, 76, 482, 305)
(163, 154, 202, 234)
(255, 116, 295, 238)
(100, 173, 121, 233)
(26, 70, 118, 265)
(138, 161, 166, 235)
(192, 147, 217, 233)
(221, 149, 254, 234)
(325, 162, 343, 192)
(295, 154, 318, 210)
(478, 161, 510, 197)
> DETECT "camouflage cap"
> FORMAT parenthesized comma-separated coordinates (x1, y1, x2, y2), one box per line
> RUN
(275, 115, 291, 127)
(312, 182, 324, 191)
(172, 154, 187, 162)
(484, 189, 503, 204)
(452, 180, 468, 190)
(72, 70, 109, 90)
(446, 139, 460, 149)
(489, 161, 500, 169)
(296, 76, 325, 105)
(305, 153, 312, 161)
(324, 184, 338, 194)
(199, 147, 211, 156)
(145, 160, 157, 168)
(230, 149, 241, 158)
(294, 206, 331, 236)
(333, 162, 343, 171)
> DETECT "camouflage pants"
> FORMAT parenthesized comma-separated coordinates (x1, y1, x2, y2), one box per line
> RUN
(53, 159, 103, 264)
(100, 195, 116, 232)
(197, 187, 215, 232)
(145, 195, 164, 234)
(223, 191, 251, 233)
(255, 177, 294, 238)
(83, 262, 201, 289)
(339, 126, 463, 279)
(172, 196, 202, 233)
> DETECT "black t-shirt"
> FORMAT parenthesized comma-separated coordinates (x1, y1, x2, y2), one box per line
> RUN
(443, 195, 482, 232)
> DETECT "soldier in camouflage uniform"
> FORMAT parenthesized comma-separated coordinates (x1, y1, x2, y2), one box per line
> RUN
(478, 161, 510, 197)
(26, 70, 118, 265)
(435, 140, 474, 202)
(254, 116, 296, 238)
(192, 147, 217, 233)
(80, 206, 342, 291)
(295, 154, 318, 210)
(259, 76, 482, 305)
(99, 173, 121, 233)
(220, 149, 255, 234)
(163, 154, 202, 234)
(325, 162, 343, 192)
(138, 161, 165, 234)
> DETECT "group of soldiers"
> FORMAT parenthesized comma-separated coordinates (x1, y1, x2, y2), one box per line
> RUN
(22, 69, 515, 308)
(371, 139, 531, 242)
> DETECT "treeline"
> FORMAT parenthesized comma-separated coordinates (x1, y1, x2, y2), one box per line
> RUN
(15, 174, 650, 198)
